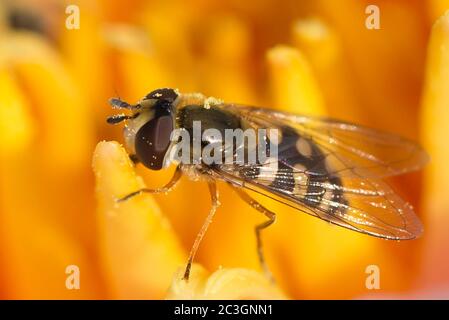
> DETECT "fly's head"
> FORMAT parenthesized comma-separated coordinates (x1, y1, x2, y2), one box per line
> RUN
(107, 88, 179, 170)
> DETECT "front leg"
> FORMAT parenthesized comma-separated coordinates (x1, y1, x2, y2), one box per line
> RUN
(117, 165, 183, 202)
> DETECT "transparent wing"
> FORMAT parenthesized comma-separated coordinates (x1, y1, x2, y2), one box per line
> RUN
(216, 166, 423, 240)
(228, 104, 429, 178)
(211, 104, 426, 240)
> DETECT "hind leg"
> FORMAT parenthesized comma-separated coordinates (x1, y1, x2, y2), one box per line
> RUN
(229, 184, 276, 281)
(183, 180, 220, 280)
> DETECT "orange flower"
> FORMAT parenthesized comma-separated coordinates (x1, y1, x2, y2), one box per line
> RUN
(0, 0, 448, 299)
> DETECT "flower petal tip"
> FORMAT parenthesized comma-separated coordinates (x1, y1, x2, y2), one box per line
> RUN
(166, 264, 287, 300)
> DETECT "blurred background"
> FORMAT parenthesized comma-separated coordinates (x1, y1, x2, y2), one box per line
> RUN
(0, 0, 448, 299)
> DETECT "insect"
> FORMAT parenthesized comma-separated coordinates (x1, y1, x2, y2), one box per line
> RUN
(107, 88, 429, 281)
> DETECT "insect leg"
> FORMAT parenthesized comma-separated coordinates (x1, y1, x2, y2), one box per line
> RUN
(229, 184, 276, 281)
(129, 154, 140, 165)
(117, 166, 182, 202)
(183, 180, 220, 281)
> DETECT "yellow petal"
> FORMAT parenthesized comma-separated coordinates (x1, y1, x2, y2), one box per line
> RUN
(315, 0, 425, 138)
(428, 1, 449, 22)
(2, 32, 93, 171)
(291, 18, 363, 122)
(266, 45, 326, 115)
(420, 10, 449, 284)
(0, 207, 99, 299)
(198, 15, 257, 104)
(92, 141, 186, 299)
(166, 264, 287, 299)
(139, 0, 197, 91)
(59, 0, 113, 121)
(0, 67, 35, 155)
(104, 24, 173, 100)
(0, 32, 100, 298)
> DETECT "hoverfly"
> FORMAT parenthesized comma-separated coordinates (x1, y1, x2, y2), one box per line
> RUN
(107, 88, 428, 281)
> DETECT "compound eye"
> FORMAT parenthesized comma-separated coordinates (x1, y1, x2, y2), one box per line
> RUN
(145, 88, 178, 102)
(135, 115, 173, 170)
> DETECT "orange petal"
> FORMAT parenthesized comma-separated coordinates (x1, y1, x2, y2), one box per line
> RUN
(93, 141, 186, 299)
